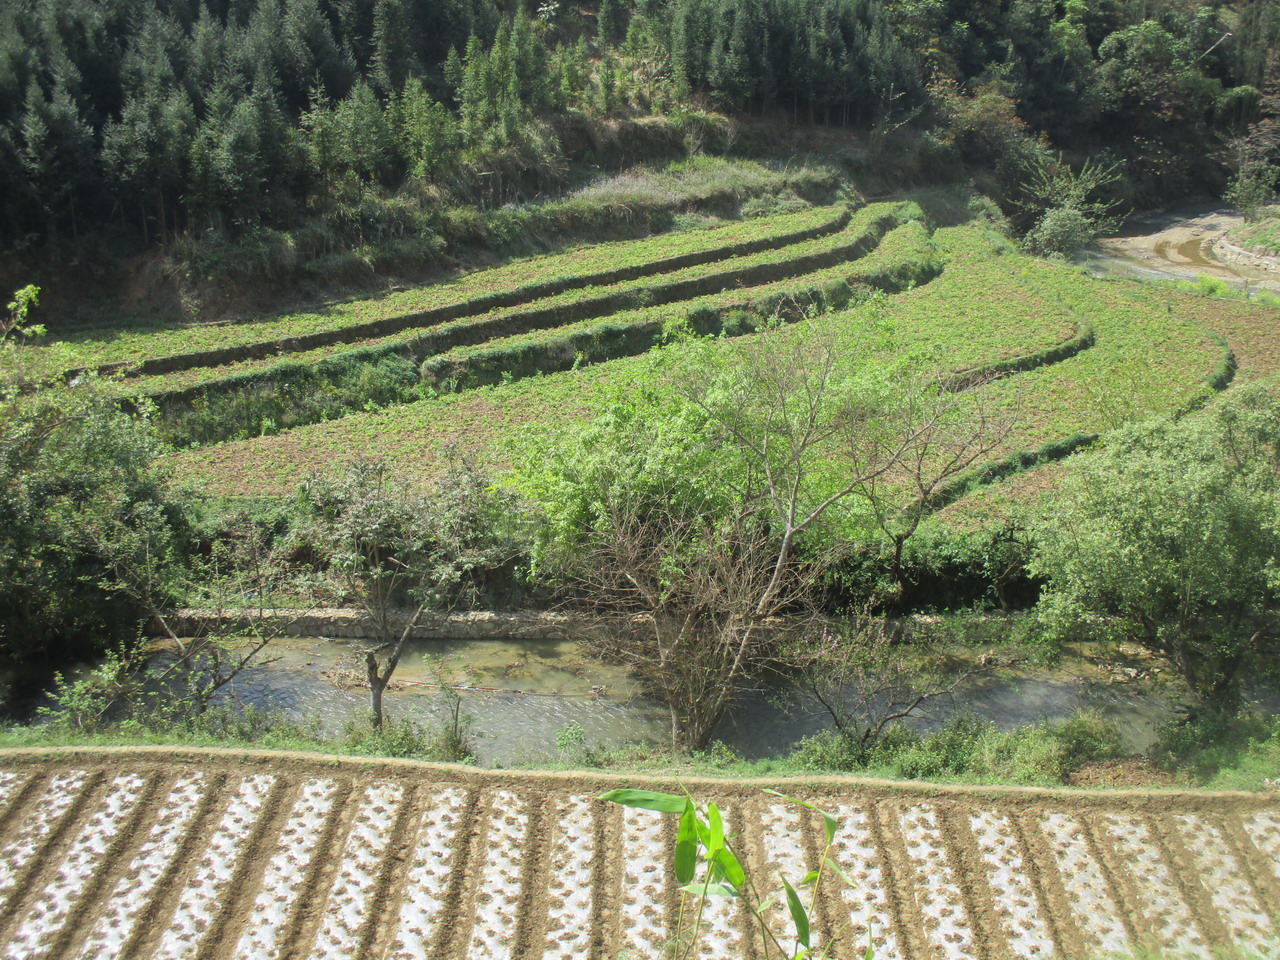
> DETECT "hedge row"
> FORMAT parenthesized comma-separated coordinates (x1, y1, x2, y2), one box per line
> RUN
(941, 322, 1095, 391)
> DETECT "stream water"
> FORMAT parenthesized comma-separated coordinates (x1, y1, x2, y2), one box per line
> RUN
(160, 634, 1257, 765)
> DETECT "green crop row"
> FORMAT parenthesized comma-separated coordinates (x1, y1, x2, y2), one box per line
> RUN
(125, 201, 906, 413)
(970, 269, 1227, 454)
(120, 201, 901, 402)
(30, 205, 846, 384)
(144, 211, 925, 446)
(172, 223, 1114, 495)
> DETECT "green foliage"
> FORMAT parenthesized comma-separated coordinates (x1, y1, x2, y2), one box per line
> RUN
(33, 689, 475, 762)
(0, 0, 1251, 287)
(1017, 152, 1126, 255)
(788, 618, 970, 758)
(792, 710, 1123, 785)
(1031, 386, 1280, 712)
(160, 352, 422, 448)
(170, 212, 1227, 523)
(1, 285, 42, 345)
(555, 720, 587, 753)
(1024, 206, 1097, 258)
(600, 787, 865, 959)
(1224, 163, 1278, 222)
(0, 385, 188, 669)
(147, 203, 878, 446)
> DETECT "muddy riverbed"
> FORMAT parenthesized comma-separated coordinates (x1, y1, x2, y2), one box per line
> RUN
(1079, 202, 1280, 292)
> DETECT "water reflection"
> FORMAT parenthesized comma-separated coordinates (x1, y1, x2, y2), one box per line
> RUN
(165, 635, 1252, 764)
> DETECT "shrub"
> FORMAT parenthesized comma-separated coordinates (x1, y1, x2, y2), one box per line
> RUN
(719, 308, 758, 337)
(822, 278, 854, 310)
(0, 387, 190, 669)
(1024, 206, 1096, 257)
(1224, 163, 1278, 221)
(793, 710, 1123, 785)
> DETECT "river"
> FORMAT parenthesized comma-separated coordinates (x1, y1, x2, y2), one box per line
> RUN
(149, 633, 1257, 765)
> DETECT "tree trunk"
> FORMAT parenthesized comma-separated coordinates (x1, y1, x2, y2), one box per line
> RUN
(366, 651, 386, 730)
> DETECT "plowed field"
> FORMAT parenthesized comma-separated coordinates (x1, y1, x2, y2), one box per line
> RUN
(0, 749, 1274, 960)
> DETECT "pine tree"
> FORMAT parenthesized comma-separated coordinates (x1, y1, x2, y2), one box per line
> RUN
(371, 0, 422, 96)
(390, 79, 458, 177)
(597, 0, 625, 48)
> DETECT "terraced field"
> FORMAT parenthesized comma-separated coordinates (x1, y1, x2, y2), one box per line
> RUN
(20, 205, 848, 385)
(25, 193, 1280, 520)
(118, 202, 906, 402)
(931, 280, 1280, 527)
(169, 219, 1225, 495)
(0, 750, 1274, 960)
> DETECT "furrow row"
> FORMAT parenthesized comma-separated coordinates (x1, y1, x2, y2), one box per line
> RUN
(0, 766, 1275, 960)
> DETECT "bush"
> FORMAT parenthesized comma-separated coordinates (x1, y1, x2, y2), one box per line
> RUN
(1224, 163, 1278, 222)
(162, 353, 421, 446)
(1024, 205, 1096, 257)
(822, 278, 854, 310)
(792, 710, 1123, 785)
(719, 308, 758, 337)
(1151, 710, 1280, 788)
(342, 716, 474, 761)
(0, 387, 190, 670)
(1031, 391, 1280, 713)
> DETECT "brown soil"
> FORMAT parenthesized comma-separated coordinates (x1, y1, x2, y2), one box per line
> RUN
(1065, 759, 1178, 790)
(0, 747, 1273, 960)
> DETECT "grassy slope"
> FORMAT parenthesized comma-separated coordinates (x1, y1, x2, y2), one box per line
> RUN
(1228, 212, 1280, 256)
(934, 280, 1280, 528)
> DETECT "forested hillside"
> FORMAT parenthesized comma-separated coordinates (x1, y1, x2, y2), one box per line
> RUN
(1, 0, 1278, 315)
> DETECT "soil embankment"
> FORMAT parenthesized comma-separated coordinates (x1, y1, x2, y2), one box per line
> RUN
(0, 748, 1274, 959)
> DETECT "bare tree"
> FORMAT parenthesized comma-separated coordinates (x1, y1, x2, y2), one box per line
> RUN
(855, 375, 1010, 600)
(521, 319, 1011, 751)
(574, 500, 818, 752)
(790, 614, 977, 758)
(85, 505, 312, 723)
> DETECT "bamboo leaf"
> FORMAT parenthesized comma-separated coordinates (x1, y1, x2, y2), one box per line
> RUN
(782, 876, 811, 949)
(711, 846, 746, 888)
(679, 881, 740, 898)
(675, 806, 698, 884)
(824, 856, 858, 889)
(707, 802, 725, 855)
(598, 789, 688, 813)
(798, 869, 821, 887)
(764, 789, 840, 846)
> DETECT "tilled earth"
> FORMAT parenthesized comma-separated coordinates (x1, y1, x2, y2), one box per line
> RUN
(0, 749, 1275, 960)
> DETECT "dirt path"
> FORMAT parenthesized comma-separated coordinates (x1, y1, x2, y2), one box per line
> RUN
(0, 748, 1274, 960)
